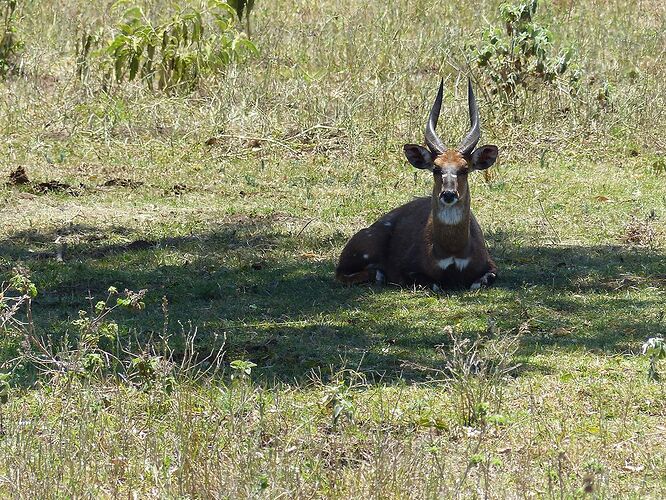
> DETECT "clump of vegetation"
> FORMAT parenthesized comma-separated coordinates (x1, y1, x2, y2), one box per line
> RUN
(440, 325, 519, 428)
(642, 337, 666, 381)
(467, 0, 580, 102)
(0, 0, 22, 76)
(622, 213, 657, 247)
(229, 358, 256, 380)
(0, 269, 225, 393)
(1, 269, 147, 378)
(79, 1, 258, 92)
(319, 369, 361, 428)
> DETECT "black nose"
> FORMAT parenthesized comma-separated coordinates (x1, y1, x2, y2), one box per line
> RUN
(440, 191, 457, 204)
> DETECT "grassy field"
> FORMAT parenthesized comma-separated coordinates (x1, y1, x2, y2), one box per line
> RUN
(1, 0, 665, 497)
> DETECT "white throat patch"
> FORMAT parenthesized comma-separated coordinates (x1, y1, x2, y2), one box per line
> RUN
(437, 257, 470, 271)
(436, 205, 464, 225)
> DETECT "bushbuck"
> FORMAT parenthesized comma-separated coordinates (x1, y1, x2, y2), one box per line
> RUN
(336, 79, 498, 290)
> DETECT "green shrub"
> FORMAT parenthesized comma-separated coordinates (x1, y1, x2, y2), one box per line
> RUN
(468, 0, 580, 101)
(98, 0, 257, 92)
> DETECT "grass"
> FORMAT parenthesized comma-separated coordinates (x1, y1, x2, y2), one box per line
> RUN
(0, 0, 665, 496)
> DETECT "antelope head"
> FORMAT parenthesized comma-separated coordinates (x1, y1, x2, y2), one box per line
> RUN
(403, 79, 498, 219)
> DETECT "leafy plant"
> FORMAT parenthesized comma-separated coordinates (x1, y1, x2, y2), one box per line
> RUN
(1, 268, 40, 360)
(230, 359, 256, 380)
(321, 379, 353, 427)
(319, 369, 364, 428)
(642, 337, 666, 381)
(1, 271, 225, 391)
(8, 270, 37, 299)
(103, 0, 257, 92)
(130, 353, 161, 384)
(468, 0, 580, 102)
(0, 271, 150, 378)
(0, 0, 22, 76)
(74, 287, 144, 345)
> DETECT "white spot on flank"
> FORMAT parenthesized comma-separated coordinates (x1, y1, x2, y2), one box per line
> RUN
(363, 254, 369, 260)
(375, 270, 385, 284)
(438, 257, 470, 271)
(436, 205, 464, 225)
(382, 221, 392, 227)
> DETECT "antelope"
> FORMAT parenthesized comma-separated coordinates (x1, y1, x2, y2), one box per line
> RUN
(336, 79, 498, 291)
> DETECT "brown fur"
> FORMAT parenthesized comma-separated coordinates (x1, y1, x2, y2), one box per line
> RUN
(336, 150, 497, 289)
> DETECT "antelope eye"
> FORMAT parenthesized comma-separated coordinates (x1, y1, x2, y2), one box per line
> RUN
(458, 169, 469, 175)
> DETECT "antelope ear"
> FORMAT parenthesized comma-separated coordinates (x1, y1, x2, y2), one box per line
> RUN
(403, 144, 434, 169)
(471, 145, 498, 171)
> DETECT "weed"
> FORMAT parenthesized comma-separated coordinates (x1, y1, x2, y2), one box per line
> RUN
(642, 337, 666, 381)
(321, 379, 353, 427)
(230, 358, 256, 380)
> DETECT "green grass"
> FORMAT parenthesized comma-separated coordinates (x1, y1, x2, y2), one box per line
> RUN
(0, 0, 665, 497)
